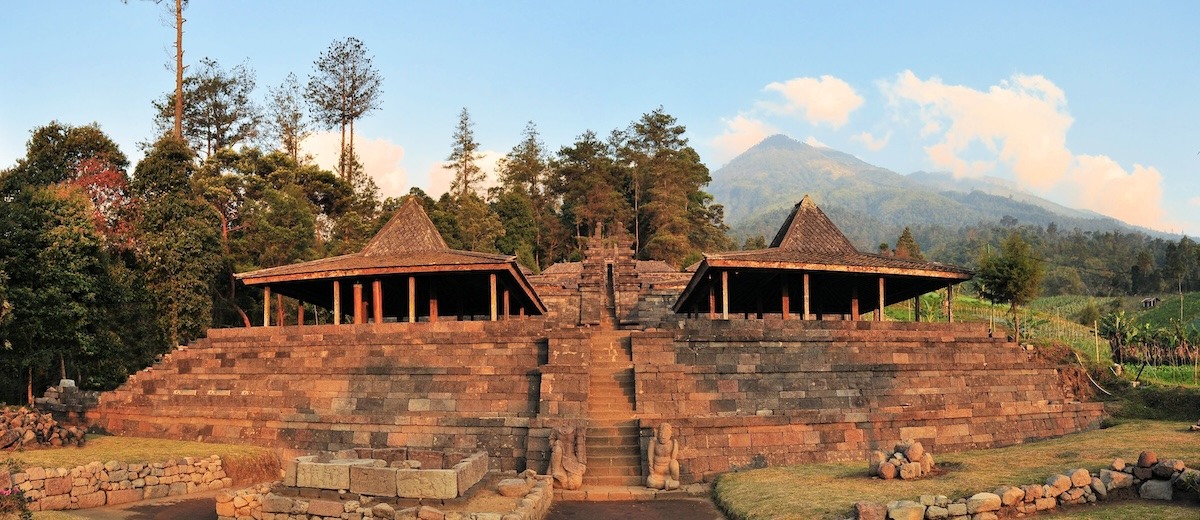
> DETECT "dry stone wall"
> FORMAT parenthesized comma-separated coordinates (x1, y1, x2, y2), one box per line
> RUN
(2, 455, 228, 512)
(633, 320, 1104, 482)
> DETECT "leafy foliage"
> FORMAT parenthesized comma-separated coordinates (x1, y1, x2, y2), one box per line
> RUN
(305, 37, 383, 179)
(976, 232, 1046, 341)
(153, 57, 262, 158)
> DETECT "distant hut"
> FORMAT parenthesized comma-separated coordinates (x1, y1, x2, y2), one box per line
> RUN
(1142, 297, 1161, 309)
(673, 195, 972, 320)
(236, 197, 545, 325)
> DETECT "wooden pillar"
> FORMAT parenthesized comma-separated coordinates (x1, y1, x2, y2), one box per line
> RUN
(914, 295, 921, 323)
(297, 303, 304, 326)
(503, 287, 510, 321)
(519, 307, 526, 319)
(721, 271, 729, 320)
(332, 281, 341, 325)
(851, 285, 860, 321)
(263, 287, 271, 327)
(353, 283, 363, 325)
(408, 276, 417, 323)
(782, 276, 790, 320)
(489, 273, 498, 322)
(372, 279, 383, 324)
(877, 277, 885, 322)
(947, 285, 955, 323)
(276, 294, 284, 327)
(429, 282, 438, 323)
(802, 273, 811, 320)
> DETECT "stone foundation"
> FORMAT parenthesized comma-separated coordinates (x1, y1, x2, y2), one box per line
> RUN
(4, 455, 229, 512)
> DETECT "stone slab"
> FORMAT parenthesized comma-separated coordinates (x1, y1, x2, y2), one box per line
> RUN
(350, 465, 397, 497)
(396, 469, 458, 499)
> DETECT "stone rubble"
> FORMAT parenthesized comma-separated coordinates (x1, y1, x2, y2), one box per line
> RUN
(867, 440, 934, 481)
(0, 406, 85, 450)
(861, 451, 1200, 520)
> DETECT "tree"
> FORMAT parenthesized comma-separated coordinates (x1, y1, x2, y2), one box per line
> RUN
(743, 235, 767, 250)
(446, 108, 485, 200)
(4, 121, 127, 188)
(551, 130, 630, 244)
(125, 0, 188, 138)
(267, 73, 311, 163)
(495, 121, 560, 268)
(154, 57, 262, 158)
(131, 137, 221, 347)
(894, 227, 924, 260)
(305, 37, 383, 180)
(976, 232, 1046, 342)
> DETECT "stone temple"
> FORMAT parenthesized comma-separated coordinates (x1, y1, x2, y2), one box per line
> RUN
(90, 195, 1102, 486)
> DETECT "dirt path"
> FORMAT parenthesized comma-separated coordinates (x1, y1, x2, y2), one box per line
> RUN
(547, 497, 728, 520)
(42, 490, 219, 520)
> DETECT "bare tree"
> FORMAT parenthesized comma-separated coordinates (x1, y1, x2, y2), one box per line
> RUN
(305, 37, 383, 180)
(125, 0, 188, 139)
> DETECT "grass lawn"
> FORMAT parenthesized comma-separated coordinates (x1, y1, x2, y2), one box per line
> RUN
(713, 420, 1200, 520)
(1040, 501, 1200, 520)
(4, 434, 274, 470)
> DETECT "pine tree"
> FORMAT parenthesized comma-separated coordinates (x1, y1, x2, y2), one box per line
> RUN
(894, 227, 924, 260)
(306, 37, 383, 179)
(976, 232, 1046, 342)
(446, 108, 486, 200)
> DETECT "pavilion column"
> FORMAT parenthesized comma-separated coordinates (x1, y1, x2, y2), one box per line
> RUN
(721, 271, 729, 320)
(372, 279, 383, 324)
(914, 295, 921, 323)
(877, 277, 885, 322)
(782, 276, 790, 320)
(353, 283, 363, 325)
(297, 303, 304, 326)
(489, 273, 498, 322)
(503, 287, 510, 321)
(429, 282, 438, 323)
(408, 276, 417, 323)
(332, 281, 341, 325)
(947, 285, 955, 323)
(263, 287, 271, 327)
(803, 273, 811, 320)
(851, 286, 860, 321)
(277, 294, 284, 327)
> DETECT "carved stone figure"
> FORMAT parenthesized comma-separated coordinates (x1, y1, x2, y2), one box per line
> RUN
(548, 425, 586, 490)
(646, 422, 680, 490)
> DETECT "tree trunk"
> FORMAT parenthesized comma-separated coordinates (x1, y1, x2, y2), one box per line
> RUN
(349, 118, 355, 181)
(27, 366, 33, 406)
(174, 0, 184, 139)
(339, 120, 347, 179)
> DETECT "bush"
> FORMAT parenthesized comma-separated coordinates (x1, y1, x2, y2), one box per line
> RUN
(0, 486, 31, 520)
(1109, 384, 1200, 422)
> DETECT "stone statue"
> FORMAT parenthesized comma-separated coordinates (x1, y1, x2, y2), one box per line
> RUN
(646, 422, 680, 490)
(548, 425, 586, 490)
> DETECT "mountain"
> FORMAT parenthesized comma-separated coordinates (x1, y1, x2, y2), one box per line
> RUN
(708, 135, 1154, 250)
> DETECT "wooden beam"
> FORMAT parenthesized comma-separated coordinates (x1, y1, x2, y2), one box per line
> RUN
(877, 277, 885, 322)
(263, 287, 271, 327)
(372, 279, 383, 324)
(429, 282, 438, 323)
(782, 276, 790, 320)
(851, 285, 859, 321)
(353, 283, 363, 325)
(332, 280, 341, 325)
(802, 273, 811, 320)
(408, 276, 417, 323)
(490, 273, 498, 321)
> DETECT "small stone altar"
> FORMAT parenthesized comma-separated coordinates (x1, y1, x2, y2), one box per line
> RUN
(283, 449, 489, 500)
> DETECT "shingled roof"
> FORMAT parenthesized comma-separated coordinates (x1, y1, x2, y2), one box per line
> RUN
(236, 197, 521, 284)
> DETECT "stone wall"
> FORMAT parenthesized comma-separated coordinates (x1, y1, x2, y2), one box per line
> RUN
(633, 320, 1105, 483)
(90, 322, 552, 471)
(1, 455, 228, 512)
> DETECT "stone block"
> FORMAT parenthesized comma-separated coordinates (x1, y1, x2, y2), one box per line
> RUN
(350, 465, 397, 497)
(855, 501, 886, 520)
(965, 493, 1000, 514)
(1044, 474, 1071, 497)
(144, 484, 170, 499)
(899, 462, 922, 480)
(106, 488, 144, 505)
(44, 476, 72, 496)
(297, 459, 375, 490)
(1100, 469, 1133, 490)
(884, 500, 924, 520)
(216, 500, 236, 517)
(1140, 480, 1173, 501)
(396, 469, 458, 499)
(1034, 497, 1056, 511)
(169, 482, 187, 496)
(1069, 468, 1091, 487)
(946, 503, 967, 516)
(1137, 451, 1157, 468)
(1091, 477, 1107, 499)
(39, 494, 71, 511)
(307, 499, 345, 517)
(994, 486, 1023, 506)
(261, 493, 294, 514)
(924, 505, 948, 520)
(76, 491, 107, 509)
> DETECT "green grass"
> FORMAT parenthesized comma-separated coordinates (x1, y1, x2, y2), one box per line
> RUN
(1038, 501, 1200, 519)
(1124, 363, 1200, 388)
(714, 420, 1200, 520)
(4, 434, 273, 471)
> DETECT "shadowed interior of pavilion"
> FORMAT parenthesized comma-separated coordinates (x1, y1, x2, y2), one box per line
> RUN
(674, 195, 973, 321)
(235, 197, 545, 325)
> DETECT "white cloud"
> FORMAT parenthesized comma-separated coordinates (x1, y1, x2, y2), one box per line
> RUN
(761, 75, 864, 128)
(302, 132, 408, 198)
(1190, 196, 1200, 207)
(853, 130, 891, 151)
(427, 150, 504, 198)
(881, 70, 1173, 231)
(804, 136, 829, 148)
(710, 114, 779, 164)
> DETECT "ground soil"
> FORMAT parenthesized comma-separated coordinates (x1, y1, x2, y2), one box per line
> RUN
(547, 498, 728, 520)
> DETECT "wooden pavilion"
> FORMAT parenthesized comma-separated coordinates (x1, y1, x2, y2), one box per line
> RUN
(236, 197, 545, 326)
(673, 195, 972, 321)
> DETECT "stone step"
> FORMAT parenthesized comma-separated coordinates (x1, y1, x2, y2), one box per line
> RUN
(587, 435, 641, 449)
(584, 461, 643, 478)
(588, 444, 641, 458)
(583, 475, 645, 487)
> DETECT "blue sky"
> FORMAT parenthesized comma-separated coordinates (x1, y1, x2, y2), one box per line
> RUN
(2, 1, 1198, 234)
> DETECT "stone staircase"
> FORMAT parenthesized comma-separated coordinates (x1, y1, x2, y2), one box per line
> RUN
(585, 328, 642, 487)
